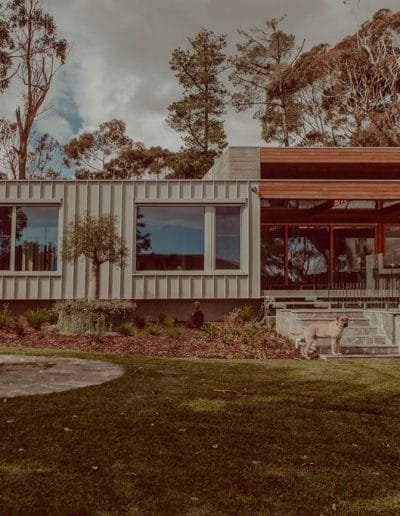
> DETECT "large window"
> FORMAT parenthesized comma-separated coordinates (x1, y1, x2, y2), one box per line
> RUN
(0, 206, 59, 272)
(384, 226, 400, 267)
(261, 226, 285, 289)
(288, 226, 329, 286)
(136, 206, 205, 271)
(15, 207, 59, 271)
(0, 207, 12, 270)
(215, 206, 240, 270)
(333, 227, 374, 284)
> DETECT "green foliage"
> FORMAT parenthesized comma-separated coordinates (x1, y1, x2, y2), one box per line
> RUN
(116, 322, 137, 337)
(13, 321, 25, 335)
(62, 213, 128, 267)
(2, 0, 70, 179)
(238, 305, 253, 323)
(24, 309, 47, 330)
(42, 308, 58, 325)
(55, 299, 137, 336)
(0, 304, 11, 328)
(202, 323, 219, 337)
(61, 213, 128, 299)
(145, 324, 162, 336)
(158, 313, 175, 328)
(167, 28, 228, 177)
(230, 17, 303, 146)
(134, 315, 148, 329)
(165, 326, 187, 339)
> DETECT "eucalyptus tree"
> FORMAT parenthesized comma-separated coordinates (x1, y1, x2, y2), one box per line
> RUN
(230, 17, 304, 146)
(0, 0, 69, 179)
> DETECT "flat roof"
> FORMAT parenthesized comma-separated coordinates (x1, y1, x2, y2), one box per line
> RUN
(261, 147, 400, 164)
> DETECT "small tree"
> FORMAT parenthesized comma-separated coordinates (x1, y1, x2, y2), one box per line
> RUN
(62, 214, 128, 299)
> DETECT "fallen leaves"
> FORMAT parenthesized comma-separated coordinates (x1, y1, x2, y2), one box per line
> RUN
(0, 324, 298, 361)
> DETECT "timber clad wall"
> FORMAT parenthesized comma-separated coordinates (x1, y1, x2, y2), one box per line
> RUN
(0, 180, 260, 301)
(258, 181, 400, 199)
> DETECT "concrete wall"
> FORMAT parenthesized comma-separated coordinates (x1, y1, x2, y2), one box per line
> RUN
(205, 147, 260, 180)
(0, 179, 261, 301)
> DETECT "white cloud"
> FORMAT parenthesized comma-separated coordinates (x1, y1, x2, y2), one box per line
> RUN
(1, 0, 399, 151)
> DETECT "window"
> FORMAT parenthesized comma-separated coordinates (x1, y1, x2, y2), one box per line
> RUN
(333, 226, 374, 283)
(0, 207, 12, 270)
(384, 226, 400, 266)
(288, 226, 329, 286)
(215, 206, 240, 269)
(15, 207, 59, 271)
(0, 206, 59, 272)
(261, 226, 285, 289)
(136, 206, 204, 271)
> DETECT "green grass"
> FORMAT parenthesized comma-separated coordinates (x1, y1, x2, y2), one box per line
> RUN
(1, 348, 400, 514)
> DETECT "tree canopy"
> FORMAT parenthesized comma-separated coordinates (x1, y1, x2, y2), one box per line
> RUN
(167, 28, 228, 178)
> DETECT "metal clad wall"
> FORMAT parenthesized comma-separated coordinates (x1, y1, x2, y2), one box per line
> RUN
(0, 179, 260, 300)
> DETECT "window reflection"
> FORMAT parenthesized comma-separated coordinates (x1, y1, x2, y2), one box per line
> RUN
(288, 227, 329, 286)
(333, 227, 374, 283)
(0, 207, 12, 270)
(261, 226, 285, 288)
(136, 207, 204, 271)
(384, 226, 400, 267)
(15, 207, 58, 271)
(215, 207, 240, 270)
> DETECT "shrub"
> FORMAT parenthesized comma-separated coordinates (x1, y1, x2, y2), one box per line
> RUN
(43, 308, 58, 325)
(202, 323, 219, 337)
(158, 313, 175, 328)
(224, 306, 254, 326)
(166, 326, 186, 338)
(116, 322, 137, 337)
(145, 324, 162, 336)
(238, 305, 253, 323)
(55, 300, 137, 335)
(13, 320, 25, 335)
(134, 315, 148, 329)
(0, 306, 11, 328)
(25, 309, 47, 330)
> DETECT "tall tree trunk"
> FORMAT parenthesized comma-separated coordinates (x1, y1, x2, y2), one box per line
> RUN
(89, 261, 101, 299)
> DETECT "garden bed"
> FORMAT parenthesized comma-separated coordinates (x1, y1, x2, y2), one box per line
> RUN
(0, 323, 299, 359)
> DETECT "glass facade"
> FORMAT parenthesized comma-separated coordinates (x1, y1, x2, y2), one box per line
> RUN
(384, 226, 400, 266)
(0, 207, 12, 270)
(15, 207, 59, 271)
(136, 206, 205, 271)
(333, 227, 375, 284)
(261, 226, 285, 289)
(215, 207, 240, 269)
(261, 223, 377, 288)
(288, 227, 329, 286)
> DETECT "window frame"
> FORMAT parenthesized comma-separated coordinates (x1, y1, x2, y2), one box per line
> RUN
(0, 203, 62, 276)
(134, 203, 245, 275)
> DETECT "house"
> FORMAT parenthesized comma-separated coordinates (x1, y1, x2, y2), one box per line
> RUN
(1, 146, 400, 319)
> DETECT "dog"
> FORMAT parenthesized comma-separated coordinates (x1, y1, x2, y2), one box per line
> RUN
(292, 315, 349, 359)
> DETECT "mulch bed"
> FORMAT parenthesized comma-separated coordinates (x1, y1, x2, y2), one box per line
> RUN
(0, 325, 301, 360)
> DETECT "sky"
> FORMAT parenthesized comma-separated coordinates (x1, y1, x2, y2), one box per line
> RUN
(1, 0, 399, 152)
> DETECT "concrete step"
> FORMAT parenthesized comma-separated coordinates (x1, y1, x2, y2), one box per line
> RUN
(321, 354, 400, 360)
(296, 318, 370, 327)
(313, 335, 389, 345)
(295, 312, 367, 320)
(317, 345, 398, 355)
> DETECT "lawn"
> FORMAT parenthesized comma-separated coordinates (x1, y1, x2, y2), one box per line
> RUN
(1, 348, 400, 515)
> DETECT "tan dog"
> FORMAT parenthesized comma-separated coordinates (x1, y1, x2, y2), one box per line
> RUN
(293, 315, 349, 359)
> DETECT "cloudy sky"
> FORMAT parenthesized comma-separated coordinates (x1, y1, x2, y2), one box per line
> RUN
(1, 0, 399, 151)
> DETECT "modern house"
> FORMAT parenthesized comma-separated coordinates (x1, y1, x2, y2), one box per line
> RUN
(1, 146, 400, 319)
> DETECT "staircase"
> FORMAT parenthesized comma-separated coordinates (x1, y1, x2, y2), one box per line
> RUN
(281, 310, 400, 358)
